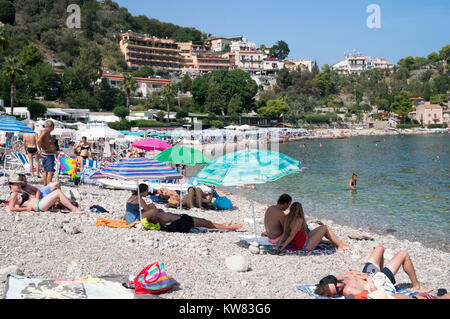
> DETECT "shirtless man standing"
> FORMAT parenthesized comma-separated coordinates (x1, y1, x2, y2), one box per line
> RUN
(142, 207, 242, 233)
(37, 120, 57, 186)
(264, 194, 292, 245)
(23, 124, 40, 177)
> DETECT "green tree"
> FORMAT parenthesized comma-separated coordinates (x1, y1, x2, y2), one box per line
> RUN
(113, 105, 130, 120)
(439, 44, 450, 63)
(0, 0, 15, 25)
(72, 43, 103, 91)
(427, 52, 440, 63)
(28, 62, 60, 100)
(433, 75, 449, 94)
(257, 99, 290, 119)
(276, 67, 292, 91)
(18, 43, 43, 69)
(391, 91, 413, 123)
(227, 94, 243, 116)
(0, 28, 8, 52)
(269, 40, 290, 60)
(27, 100, 47, 120)
(2, 56, 24, 115)
(204, 77, 225, 115)
(160, 82, 177, 123)
(180, 74, 192, 93)
(119, 73, 138, 110)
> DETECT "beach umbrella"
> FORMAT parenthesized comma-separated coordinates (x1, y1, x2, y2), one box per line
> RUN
(154, 146, 211, 165)
(155, 146, 211, 208)
(0, 116, 36, 134)
(131, 138, 172, 152)
(91, 158, 182, 220)
(195, 149, 302, 239)
(74, 126, 124, 141)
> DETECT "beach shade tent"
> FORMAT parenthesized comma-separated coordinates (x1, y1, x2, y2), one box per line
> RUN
(74, 126, 125, 142)
(0, 116, 36, 175)
(90, 158, 182, 220)
(195, 149, 302, 239)
(131, 138, 172, 152)
(155, 146, 211, 208)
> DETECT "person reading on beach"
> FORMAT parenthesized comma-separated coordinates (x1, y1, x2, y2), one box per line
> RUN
(16, 173, 61, 200)
(274, 202, 352, 253)
(23, 123, 40, 177)
(349, 173, 357, 190)
(264, 194, 292, 245)
(123, 184, 157, 225)
(142, 207, 242, 233)
(7, 174, 84, 214)
(37, 120, 57, 186)
(314, 245, 433, 299)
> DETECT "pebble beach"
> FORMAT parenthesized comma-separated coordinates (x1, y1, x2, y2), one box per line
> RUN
(1, 175, 449, 299)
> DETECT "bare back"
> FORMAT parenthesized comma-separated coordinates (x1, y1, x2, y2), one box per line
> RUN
(264, 205, 286, 240)
(23, 133, 37, 148)
(146, 208, 181, 225)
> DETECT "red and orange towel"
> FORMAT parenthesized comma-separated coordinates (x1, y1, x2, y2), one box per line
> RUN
(95, 217, 140, 228)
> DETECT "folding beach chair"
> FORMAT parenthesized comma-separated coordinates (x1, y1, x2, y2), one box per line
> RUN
(10, 152, 30, 174)
(80, 159, 100, 184)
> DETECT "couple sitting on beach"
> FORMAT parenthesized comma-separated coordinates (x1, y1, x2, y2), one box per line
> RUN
(7, 173, 84, 214)
(264, 194, 352, 253)
(124, 184, 241, 233)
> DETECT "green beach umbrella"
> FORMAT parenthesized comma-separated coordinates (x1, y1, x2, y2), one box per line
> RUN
(154, 146, 211, 165)
(195, 149, 302, 239)
(155, 145, 211, 208)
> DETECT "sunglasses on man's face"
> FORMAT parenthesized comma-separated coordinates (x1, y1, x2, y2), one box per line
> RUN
(333, 280, 345, 295)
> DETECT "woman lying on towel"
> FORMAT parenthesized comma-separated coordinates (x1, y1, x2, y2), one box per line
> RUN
(275, 202, 351, 253)
(154, 187, 213, 209)
(7, 174, 85, 215)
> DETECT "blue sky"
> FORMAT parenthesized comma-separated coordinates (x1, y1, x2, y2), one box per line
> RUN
(114, 0, 450, 67)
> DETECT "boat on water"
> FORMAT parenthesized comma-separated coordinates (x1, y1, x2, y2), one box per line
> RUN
(431, 128, 448, 134)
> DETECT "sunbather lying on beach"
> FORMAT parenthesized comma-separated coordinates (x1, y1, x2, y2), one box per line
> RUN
(140, 207, 242, 233)
(7, 174, 85, 214)
(314, 245, 433, 299)
(123, 184, 157, 224)
(274, 202, 352, 252)
(154, 187, 213, 209)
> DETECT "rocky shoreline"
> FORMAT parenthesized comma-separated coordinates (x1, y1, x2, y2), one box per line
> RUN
(1, 176, 449, 299)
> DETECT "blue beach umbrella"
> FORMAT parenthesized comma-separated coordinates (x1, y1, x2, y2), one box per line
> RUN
(196, 149, 302, 239)
(91, 158, 183, 219)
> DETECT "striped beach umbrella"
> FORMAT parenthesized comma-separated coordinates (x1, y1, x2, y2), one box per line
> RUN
(195, 149, 302, 239)
(195, 149, 301, 187)
(0, 116, 36, 134)
(90, 158, 182, 181)
(91, 158, 182, 220)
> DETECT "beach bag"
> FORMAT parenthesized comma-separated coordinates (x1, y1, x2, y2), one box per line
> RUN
(129, 262, 176, 295)
(213, 196, 233, 210)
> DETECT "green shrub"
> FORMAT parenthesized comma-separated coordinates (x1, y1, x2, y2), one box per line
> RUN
(427, 123, 448, 128)
(396, 123, 422, 129)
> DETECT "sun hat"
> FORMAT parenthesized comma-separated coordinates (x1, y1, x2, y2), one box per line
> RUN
(8, 174, 23, 184)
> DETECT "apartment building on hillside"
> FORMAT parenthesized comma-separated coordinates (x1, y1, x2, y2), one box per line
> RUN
(332, 53, 393, 75)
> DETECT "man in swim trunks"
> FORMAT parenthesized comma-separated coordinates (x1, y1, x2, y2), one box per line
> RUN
(38, 120, 57, 186)
(142, 207, 242, 233)
(314, 245, 433, 299)
(264, 194, 292, 244)
(23, 123, 40, 177)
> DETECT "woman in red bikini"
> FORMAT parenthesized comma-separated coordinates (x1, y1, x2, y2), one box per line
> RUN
(275, 202, 352, 252)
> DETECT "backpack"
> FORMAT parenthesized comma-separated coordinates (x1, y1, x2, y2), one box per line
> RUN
(128, 262, 176, 295)
(213, 196, 233, 210)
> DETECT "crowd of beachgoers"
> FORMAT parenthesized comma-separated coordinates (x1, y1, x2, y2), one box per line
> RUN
(0, 119, 449, 299)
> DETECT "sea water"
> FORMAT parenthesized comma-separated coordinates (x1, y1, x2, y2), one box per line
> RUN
(225, 134, 450, 252)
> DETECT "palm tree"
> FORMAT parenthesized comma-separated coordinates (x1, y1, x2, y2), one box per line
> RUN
(119, 73, 137, 110)
(160, 82, 176, 123)
(2, 56, 24, 116)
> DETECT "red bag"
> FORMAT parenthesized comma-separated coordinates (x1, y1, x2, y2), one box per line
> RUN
(129, 262, 176, 295)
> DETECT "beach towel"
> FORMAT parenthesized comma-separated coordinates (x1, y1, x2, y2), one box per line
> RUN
(295, 284, 419, 299)
(150, 195, 168, 204)
(189, 227, 231, 233)
(60, 156, 77, 175)
(4, 274, 158, 299)
(241, 236, 336, 256)
(95, 217, 140, 228)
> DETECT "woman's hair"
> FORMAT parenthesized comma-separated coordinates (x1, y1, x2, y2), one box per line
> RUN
(284, 202, 306, 235)
(132, 183, 149, 196)
(314, 283, 334, 298)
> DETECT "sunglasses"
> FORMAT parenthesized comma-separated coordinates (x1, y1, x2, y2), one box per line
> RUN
(319, 275, 345, 296)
